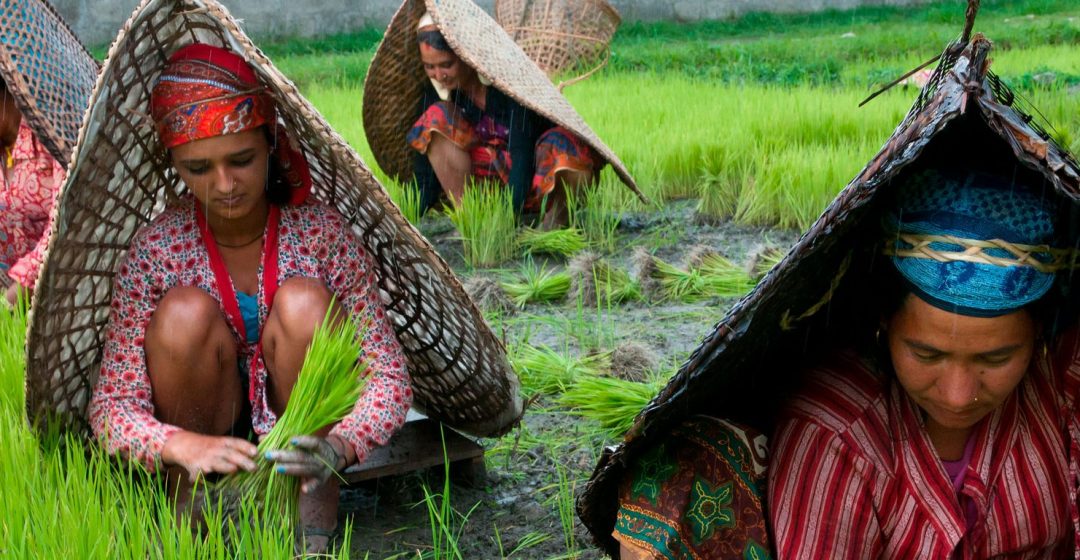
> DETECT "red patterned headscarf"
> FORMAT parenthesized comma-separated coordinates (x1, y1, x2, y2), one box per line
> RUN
(151, 43, 311, 205)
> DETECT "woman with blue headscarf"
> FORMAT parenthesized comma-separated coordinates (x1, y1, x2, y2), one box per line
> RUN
(767, 169, 1076, 558)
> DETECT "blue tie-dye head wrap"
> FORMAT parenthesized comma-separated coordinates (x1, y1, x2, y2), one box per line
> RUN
(884, 170, 1060, 317)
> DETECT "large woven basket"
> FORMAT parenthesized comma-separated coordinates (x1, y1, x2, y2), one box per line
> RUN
(494, 0, 620, 88)
(362, 0, 643, 202)
(577, 34, 1080, 556)
(26, 0, 523, 440)
(0, 0, 98, 168)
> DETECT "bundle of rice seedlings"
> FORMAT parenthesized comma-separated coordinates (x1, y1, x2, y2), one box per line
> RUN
(746, 243, 786, 282)
(509, 343, 611, 396)
(640, 247, 754, 301)
(651, 256, 708, 301)
(684, 244, 720, 270)
(631, 246, 664, 302)
(695, 253, 756, 298)
(567, 252, 641, 307)
(558, 376, 660, 437)
(445, 182, 517, 268)
(463, 275, 516, 315)
(214, 309, 368, 524)
(500, 261, 572, 308)
(516, 227, 587, 257)
(608, 342, 659, 383)
(694, 168, 737, 225)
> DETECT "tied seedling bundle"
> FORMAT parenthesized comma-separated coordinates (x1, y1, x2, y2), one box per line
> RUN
(639, 249, 754, 302)
(213, 308, 368, 525)
(516, 227, 588, 257)
(558, 375, 662, 437)
(509, 343, 611, 397)
(501, 261, 572, 308)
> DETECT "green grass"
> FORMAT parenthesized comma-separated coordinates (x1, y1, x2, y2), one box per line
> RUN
(0, 306, 354, 558)
(446, 183, 518, 268)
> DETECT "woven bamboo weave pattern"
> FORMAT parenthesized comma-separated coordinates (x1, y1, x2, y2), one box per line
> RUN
(363, 0, 642, 202)
(884, 233, 1079, 273)
(0, 0, 98, 167)
(494, 0, 620, 85)
(26, 0, 522, 439)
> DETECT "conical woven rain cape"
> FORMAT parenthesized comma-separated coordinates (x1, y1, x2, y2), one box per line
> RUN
(0, 0, 98, 168)
(578, 35, 1080, 555)
(362, 0, 643, 201)
(25, 0, 523, 440)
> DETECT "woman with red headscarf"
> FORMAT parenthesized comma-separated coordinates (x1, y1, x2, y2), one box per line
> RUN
(87, 44, 412, 551)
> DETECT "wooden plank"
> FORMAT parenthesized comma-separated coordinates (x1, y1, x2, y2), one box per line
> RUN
(342, 418, 485, 483)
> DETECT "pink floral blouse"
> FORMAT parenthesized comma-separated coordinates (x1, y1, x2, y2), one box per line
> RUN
(0, 121, 65, 288)
(88, 195, 413, 470)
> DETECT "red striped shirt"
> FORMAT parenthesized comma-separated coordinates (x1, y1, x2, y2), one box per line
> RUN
(767, 332, 1080, 559)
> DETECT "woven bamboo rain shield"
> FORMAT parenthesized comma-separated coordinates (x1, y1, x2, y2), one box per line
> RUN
(494, 0, 620, 84)
(25, 0, 523, 439)
(577, 35, 1080, 555)
(362, 0, 643, 202)
(0, 0, 98, 168)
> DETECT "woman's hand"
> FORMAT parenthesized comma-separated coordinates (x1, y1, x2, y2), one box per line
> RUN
(161, 431, 258, 481)
(264, 435, 350, 493)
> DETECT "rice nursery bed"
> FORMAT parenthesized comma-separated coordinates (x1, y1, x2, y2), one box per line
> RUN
(5, 2, 1079, 559)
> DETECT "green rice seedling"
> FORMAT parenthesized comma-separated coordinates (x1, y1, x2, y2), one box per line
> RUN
(516, 227, 588, 257)
(695, 147, 756, 224)
(509, 343, 611, 397)
(568, 174, 628, 253)
(445, 181, 517, 268)
(216, 307, 367, 525)
(384, 177, 425, 226)
(0, 303, 26, 411)
(695, 253, 757, 298)
(494, 529, 552, 558)
(554, 461, 579, 558)
(650, 256, 707, 301)
(500, 260, 572, 308)
(420, 425, 480, 560)
(557, 376, 661, 438)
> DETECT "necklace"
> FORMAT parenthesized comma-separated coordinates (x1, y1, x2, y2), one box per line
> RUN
(216, 231, 264, 249)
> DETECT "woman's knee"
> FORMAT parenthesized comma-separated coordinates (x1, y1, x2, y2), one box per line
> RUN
(428, 133, 471, 167)
(266, 277, 336, 338)
(147, 286, 231, 354)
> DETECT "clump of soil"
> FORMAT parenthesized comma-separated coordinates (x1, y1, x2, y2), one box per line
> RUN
(609, 342, 660, 382)
(631, 246, 664, 301)
(746, 243, 786, 281)
(464, 275, 515, 315)
(685, 244, 721, 270)
(567, 251, 603, 307)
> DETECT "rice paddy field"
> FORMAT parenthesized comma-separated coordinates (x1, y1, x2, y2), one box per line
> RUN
(5, 1, 1080, 558)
